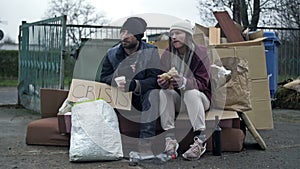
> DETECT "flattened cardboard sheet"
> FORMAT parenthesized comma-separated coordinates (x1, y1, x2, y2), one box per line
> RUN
(67, 79, 132, 110)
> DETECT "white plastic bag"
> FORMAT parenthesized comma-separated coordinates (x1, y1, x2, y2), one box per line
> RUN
(69, 99, 123, 161)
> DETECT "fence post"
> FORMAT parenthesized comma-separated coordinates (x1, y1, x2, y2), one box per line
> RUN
(59, 15, 67, 89)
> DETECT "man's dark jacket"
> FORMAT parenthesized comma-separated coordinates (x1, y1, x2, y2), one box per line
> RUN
(100, 41, 162, 108)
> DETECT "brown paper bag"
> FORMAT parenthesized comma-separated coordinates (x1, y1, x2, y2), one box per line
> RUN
(212, 57, 252, 112)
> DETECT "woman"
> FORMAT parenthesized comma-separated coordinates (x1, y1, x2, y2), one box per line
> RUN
(157, 20, 211, 160)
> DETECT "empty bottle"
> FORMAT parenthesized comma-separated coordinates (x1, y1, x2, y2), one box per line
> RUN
(212, 115, 222, 156)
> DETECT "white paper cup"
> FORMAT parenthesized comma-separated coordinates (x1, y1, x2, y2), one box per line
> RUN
(114, 76, 126, 86)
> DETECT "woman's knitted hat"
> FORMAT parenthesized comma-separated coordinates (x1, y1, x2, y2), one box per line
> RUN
(169, 20, 193, 35)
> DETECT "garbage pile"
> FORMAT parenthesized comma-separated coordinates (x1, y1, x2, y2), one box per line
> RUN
(274, 78, 300, 109)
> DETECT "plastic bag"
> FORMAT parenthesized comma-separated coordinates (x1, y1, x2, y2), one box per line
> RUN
(210, 64, 231, 109)
(211, 57, 252, 112)
(69, 99, 123, 161)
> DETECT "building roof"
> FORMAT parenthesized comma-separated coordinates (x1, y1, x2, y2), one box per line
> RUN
(110, 13, 184, 28)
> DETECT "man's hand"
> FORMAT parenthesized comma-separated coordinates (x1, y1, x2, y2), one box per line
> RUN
(117, 81, 126, 92)
(157, 75, 170, 89)
(117, 80, 137, 92)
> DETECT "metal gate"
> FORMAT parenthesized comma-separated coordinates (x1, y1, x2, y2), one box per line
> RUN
(18, 15, 169, 112)
(18, 15, 67, 111)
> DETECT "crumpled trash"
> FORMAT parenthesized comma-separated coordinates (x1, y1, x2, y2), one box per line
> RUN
(210, 64, 232, 89)
(58, 100, 74, 115)
(283, 79, 300, 93)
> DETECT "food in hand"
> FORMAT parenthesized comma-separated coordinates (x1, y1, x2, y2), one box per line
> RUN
(159, 67, 178, 80)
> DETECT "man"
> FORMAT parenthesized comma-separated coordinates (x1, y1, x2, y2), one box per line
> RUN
(100, 17, 162, 158)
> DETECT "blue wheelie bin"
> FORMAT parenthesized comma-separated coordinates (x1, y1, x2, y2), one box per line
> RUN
(263, 31, 281, 98)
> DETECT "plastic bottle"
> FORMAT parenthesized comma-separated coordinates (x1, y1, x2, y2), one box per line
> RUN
(212, 115, 222, 156)
(129, 151, 139, 166)
(156, 153, 172, 162)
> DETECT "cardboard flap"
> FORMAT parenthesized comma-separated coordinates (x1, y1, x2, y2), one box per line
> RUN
(213, 11, 244, 42)
(206, 109, 239, 121)
(40, 88, 69, 118)
(67, 79, 132, 110)
(213, 37, 266, 47)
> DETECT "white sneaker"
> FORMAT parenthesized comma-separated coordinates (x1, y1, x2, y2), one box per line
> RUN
(182, 136, 207, 160)
(163, 137, 179, 158)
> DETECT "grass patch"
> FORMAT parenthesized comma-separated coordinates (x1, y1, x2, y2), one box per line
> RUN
(0, 78, 72, 88)
(0, 79, 18, 87)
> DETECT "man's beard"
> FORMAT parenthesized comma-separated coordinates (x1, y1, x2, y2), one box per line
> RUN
(122, 40, 138, 49)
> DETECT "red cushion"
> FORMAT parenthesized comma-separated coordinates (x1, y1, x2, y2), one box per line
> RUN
(26, 117, 69, 146)
(206, 128, 245, 152)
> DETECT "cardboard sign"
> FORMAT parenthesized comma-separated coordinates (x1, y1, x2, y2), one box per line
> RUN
(67, 79, 132, 110)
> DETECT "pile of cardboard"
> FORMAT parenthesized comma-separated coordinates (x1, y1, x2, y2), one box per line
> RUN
(153, 12, 273, 130)
(26, 12, 271, 153)
(193, 11, 273, 130)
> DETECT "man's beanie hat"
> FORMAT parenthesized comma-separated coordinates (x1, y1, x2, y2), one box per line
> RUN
(169, 20, 193, 35)
(121, 17, 147, 40)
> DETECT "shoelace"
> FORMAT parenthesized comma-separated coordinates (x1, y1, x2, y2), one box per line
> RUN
(189, 137, 203, 154)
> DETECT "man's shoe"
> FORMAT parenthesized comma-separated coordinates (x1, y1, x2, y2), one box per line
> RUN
(163, 137, 179, 158)
(182, 136, 207, 160)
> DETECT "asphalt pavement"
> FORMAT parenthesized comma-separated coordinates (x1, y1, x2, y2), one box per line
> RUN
(0, 87, 299, 169)
(0, 87, 18, 106)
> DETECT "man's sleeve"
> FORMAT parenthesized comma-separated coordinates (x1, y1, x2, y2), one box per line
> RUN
(99, 53, 114, 86)
(138, 47, 163, 94)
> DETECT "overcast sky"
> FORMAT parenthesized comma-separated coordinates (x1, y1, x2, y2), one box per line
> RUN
(0, 0, 202, 43)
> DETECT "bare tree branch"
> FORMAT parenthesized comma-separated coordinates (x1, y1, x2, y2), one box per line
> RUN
(196, 0, 299, 28)
(45, 0, 109, 46)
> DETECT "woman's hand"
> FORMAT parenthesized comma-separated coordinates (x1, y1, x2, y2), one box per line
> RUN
(157, 75, 170, 89)
(170, 74, 183, 88)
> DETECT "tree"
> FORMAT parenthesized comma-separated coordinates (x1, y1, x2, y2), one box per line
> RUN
(196, 0, 219, 27)
(197, 0, 261, 29)
(2, 36, 16, 44)
(196, 0, 299, 29)
(45, 0, 109, 46)
(261, 0, 299, 28)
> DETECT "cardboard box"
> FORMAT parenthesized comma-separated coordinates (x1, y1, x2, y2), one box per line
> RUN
(194, 23, 209, 36)
(57, 112, 71, 134)
(175, 109, 238, 120)
(247, 77, 273, 130)
(210, 39, 273, 130)
(177, 109, 240, 129)
(206, 109, 241, 128)
(209, 27, 221, 45)
(212, 40, 268, 79)
(245, 100, 273, 129)
(153, 40, 168, 56)
(216, 110, 240, 129)
(206, 128, 245, 152)
(219, 118, 241, 129)
(193, 33, 208, 47)
(205, 109, 239, 121)
(248, 30, 264, 40)
(214, 37, 266, 47)
(40, 88, 69, 118)
(249, 78, 271, 101)
(247, 78, 273, 129)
